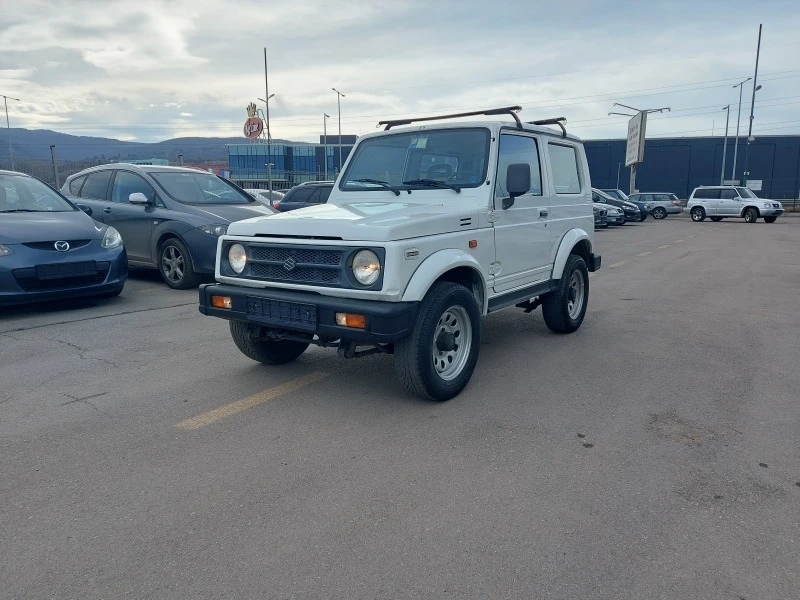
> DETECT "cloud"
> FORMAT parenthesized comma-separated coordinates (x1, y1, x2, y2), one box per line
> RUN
(180, 112, 193, 117)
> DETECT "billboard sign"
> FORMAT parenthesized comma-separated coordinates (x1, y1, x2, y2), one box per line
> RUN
(748, 179, 762, 191)
(243, 102, 264, 139)
(625, 112, 647, 167)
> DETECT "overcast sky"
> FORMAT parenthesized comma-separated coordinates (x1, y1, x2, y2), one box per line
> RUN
(1, 0, 799, 143)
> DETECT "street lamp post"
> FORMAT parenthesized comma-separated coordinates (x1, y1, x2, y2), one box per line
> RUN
(743, 24, 763, 187)
(720, 105, 730, 185)
(332, 88, 345, 173)
(2, 94, 21, 171)
(323, 113, 330, 180)
(731, 77, 752, 183)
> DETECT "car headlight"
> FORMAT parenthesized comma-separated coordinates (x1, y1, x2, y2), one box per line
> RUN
(101, 226, 123, 249)
(762, 202, 771, 208)
(228, 243, 247, 274)
(199, 224, 228, 236)
(351, 249, 381, 286)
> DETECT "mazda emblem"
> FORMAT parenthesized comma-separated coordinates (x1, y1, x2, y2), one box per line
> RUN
(283, 257, 297, 271)
(54, 241, 70, 252)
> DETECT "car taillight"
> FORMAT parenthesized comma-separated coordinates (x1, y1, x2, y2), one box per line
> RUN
(672, 200, 681, 206)
(272, 201, 281, 209)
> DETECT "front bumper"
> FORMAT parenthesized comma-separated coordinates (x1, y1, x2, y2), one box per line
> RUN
(624, 211, 640, 222)
(199, 283, 419, 343)
(607, 214, 626, 224)
(760, 207, 784, 217)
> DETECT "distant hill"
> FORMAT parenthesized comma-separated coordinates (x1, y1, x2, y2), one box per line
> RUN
(0, 128, 304, 163)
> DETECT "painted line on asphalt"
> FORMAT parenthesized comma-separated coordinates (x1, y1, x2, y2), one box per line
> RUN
(688, 234, 696, 238)
(638, 251, 652, 257)
(674, 239, 685, 243)
(658, 244, 672, 249)
(609, 260, 629, 268)
(176, 372, 329, 430)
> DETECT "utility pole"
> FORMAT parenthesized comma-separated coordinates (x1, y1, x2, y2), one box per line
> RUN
(263, 48, 273, 197)
(720, 106, 730, 185)
(2, 94, 21, 171)
(743, 24, 762, 187)
(609, 103, 670, 195)
(616, 162, 622, 190)
(731, 77, 752, 183)
(178, 154, 184, 166)
(323, 113, 330, 180)
(50, 145, 60, 188)
(332, 88, 345, 172)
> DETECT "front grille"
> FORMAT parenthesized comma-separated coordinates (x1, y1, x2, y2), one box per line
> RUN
(22, 239, 92, 251)
(250, 263, 340, 284)
(249, 246, 342, 265)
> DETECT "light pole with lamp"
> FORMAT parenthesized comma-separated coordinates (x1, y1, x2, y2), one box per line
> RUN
(332, 88, 345, 173)
(742, 24, 763, 187)
(720, 105, 730, 185)
(2, 94, 21, 171)
(730, 77, 752, 182)
(323, 113, 330, 180)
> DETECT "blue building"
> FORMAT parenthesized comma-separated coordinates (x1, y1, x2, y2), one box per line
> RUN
(585, 135, 800, 199)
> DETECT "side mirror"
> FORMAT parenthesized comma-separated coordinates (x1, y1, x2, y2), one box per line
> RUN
(76, 203, 92, 216)
(128, 192, 149, 205)
(503, 163, 531, 209)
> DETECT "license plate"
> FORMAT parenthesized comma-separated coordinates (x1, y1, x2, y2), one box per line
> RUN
(245, 296, 317, 330)
(37, 261, 97, 280)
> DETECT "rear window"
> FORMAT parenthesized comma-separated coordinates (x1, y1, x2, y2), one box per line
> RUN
(693, 188, 720, 199)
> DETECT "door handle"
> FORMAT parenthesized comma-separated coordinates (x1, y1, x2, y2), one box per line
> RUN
(539, 209, 549, 217)
(103, 207, 112, 214)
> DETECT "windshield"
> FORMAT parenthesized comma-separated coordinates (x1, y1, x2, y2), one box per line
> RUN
(151, 172, 256, 205)
(736, 187, 758, 198)
(0, 174, 76, 213)
(340, 128, 490, 193)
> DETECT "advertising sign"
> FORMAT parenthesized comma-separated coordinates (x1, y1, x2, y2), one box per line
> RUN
(748, 179, 762, 191)
(625, 112, 647, 167)
(243, 102, 264, 139)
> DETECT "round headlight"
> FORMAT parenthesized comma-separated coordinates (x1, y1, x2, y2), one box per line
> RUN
(352, 249, 381, 286)
(228, 243, 247, 274)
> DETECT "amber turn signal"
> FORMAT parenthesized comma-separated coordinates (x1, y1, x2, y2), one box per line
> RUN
(211, 295, 232, 309)
(469, 240, 478, 248)
(335, 312, 366, 329)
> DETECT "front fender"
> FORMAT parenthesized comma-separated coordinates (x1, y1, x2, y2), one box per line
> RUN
(401, 249, 488, 314)
(551, 228, 591, 280)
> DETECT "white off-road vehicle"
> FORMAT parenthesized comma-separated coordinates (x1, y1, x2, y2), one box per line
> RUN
(199, 107, 601, 400)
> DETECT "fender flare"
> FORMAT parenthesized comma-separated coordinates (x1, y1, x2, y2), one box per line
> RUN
(151, 223, 195, 266)
(401, 249, 488, 314)
(739, 203, 761, 217)
(551, 228, 591, 280)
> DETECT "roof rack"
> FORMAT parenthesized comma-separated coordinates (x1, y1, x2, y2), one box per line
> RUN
(379, 106, 523, 130)
(526, 117, 568, 138)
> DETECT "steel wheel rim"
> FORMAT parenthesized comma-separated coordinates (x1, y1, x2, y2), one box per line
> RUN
(161, 245, 185, 283)
(432, 305, 472, 381)
(567, 269, 585, 320)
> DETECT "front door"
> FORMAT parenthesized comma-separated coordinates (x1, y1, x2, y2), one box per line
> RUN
(717, 188, 741, 216)
(106, 170, 156, 262)
(491, 132, 551, 293)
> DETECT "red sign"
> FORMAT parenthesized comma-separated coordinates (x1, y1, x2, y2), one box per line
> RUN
(243, 117, 264, 139)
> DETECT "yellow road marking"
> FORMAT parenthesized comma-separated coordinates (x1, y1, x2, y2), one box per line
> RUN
(176, 372, 329, 430)
(658, 244, 672, 249)
(609, 260, 629, 268)
(638, 251, 652, 257)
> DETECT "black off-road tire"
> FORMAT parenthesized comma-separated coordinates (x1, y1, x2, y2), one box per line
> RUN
(542, 254, 589, 334)
(394, 281, 481, 402)
(159, 237, 202, 290)
(690, 207, 706, 222)
(229, 321, 310, 364)
(652, 207, 667, 219)
(764, 216, 777, 223)
(743, 207, 759, 223)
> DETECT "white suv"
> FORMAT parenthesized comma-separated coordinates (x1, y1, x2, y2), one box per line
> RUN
(199, 107, 601, 400)
(687, 185, 784, 223)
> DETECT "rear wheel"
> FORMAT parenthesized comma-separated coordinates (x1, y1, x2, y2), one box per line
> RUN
(652, 207, 667, 219)
(764, 216, 777, 223)
(542, 254, 589, 334)
(690, 207, 706, 222)
(743, 207, 758, 223)
(229, 321, 310, 364)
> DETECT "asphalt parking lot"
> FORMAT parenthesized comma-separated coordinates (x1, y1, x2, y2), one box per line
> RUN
(2, 216, 799, 599)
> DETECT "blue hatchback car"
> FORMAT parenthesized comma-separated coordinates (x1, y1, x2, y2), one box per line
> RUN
(0, 170, 127, 306)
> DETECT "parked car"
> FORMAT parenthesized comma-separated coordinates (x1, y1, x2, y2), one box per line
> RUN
(243, 188, 284, 207)
(593, 204, 608, 228)
(62, 164, 275, 289)
(629, 192, 682, 219)
(686, 186, 784, 223)
(592, 189, 640, 222)
(599, 203, 626, 225)
(0, 170, 127, 306)
(274, 182, 334, 212)
(601, 189, 649, 221)
(199, 107, 601, 401)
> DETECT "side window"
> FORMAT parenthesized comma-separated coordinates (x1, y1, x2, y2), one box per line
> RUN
(79, 171, 113, 200)
(316, 187, 333, 204)
(305, 188, 322, 204)
(494, 134, 542, 200)
(719, 189, 738, 200)
(112, 171, 156, 203)
(286, 187, 315, 203)
(68, 175, 87, 195)
(654, 194, 671, 201)
(548, 144, 581, 194)
(693, 188, 720, 200)
(639, 194, 653, 202)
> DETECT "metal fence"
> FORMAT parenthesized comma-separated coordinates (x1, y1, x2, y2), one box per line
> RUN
(228, 169, 335, 191)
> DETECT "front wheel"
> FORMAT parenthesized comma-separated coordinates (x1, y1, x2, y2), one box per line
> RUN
(542, 254, 589, 334)
(394, 281, 480, 401)
(690, 207, 706, 222)
(159, 238, 201, 289)
(652, 207, 667, 219)
(229, 321, 310, 364)
(743, 207, 758, 223)
(764, 216, 777, 223)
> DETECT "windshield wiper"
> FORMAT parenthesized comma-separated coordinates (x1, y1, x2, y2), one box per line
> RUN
(402, 179, 461, 194)
(351, 178, 402, 196)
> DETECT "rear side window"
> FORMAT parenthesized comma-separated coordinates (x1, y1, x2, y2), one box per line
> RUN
(68, 175, 87, 195)
(315, 186, 333, 204)
(548, 144, 581, 194)
(693, 188, 720, 199)
(80, 171, 113, 200)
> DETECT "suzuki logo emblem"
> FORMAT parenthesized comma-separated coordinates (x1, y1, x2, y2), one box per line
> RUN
(54, 241, 70, 252)
(283, 257, 296, 271)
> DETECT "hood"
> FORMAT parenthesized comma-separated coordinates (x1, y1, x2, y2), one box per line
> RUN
(227, 201, 478, 242)
(0, 210, 101, 244)
(181, 203, 275, 224)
